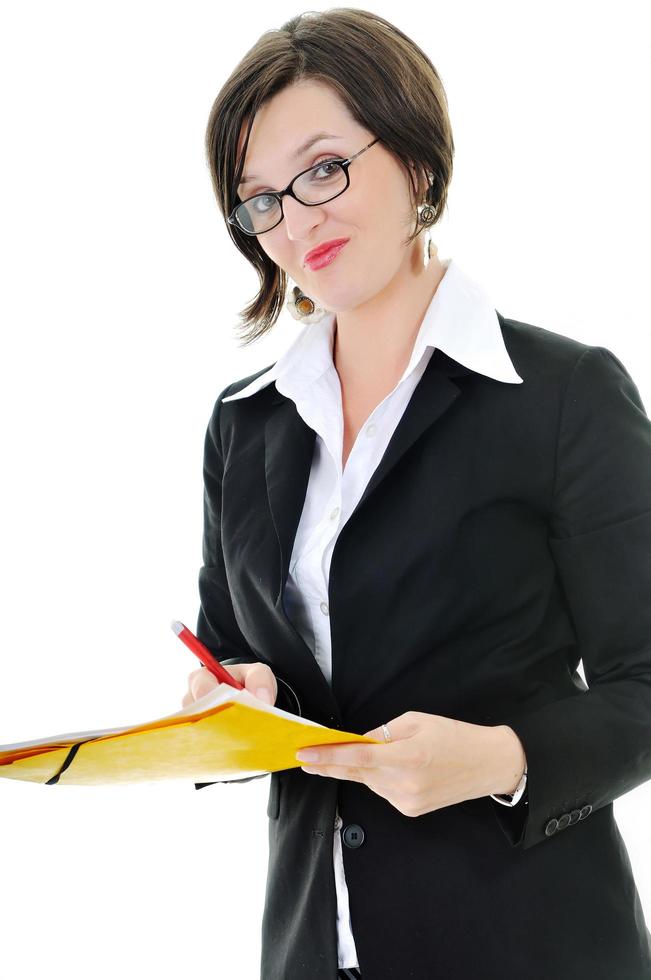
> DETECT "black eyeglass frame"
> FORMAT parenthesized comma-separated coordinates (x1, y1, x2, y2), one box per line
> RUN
(228, 136, 381, 236)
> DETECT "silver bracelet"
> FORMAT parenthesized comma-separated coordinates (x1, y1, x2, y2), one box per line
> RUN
(492, 767, 528, 807)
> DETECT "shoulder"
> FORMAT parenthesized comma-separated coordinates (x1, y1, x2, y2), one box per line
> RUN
(497, 311, 592, 382)
(209, 361, 278, 413)
(496, 311, 647, 421)
(221, 362, 277, 399)
(204, 361, 279, 447)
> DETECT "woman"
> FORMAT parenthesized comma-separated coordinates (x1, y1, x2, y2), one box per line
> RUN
(182, 9, 651, 979)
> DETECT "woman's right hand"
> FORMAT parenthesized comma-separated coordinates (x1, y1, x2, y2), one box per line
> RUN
(181, 662, 278, 709)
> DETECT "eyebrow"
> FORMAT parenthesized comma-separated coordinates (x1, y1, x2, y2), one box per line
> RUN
(239, 131, 341, 188)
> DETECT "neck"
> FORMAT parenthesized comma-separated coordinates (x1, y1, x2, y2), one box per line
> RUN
(332, 239, 447, 389)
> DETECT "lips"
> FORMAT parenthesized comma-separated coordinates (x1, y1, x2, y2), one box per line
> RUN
(304, 238, 350, 267)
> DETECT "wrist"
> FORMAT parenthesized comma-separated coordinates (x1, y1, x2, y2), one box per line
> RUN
(491, 724, 527, 797)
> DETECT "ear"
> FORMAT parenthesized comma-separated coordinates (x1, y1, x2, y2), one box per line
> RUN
(406, 159, 433, 206)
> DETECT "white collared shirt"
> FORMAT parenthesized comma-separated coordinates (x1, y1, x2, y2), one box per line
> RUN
(223, 257, 525, 969)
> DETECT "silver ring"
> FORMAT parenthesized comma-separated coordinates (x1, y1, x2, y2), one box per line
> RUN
(381, 723, 392, 742)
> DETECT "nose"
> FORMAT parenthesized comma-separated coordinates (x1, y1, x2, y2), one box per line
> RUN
(281, 195, 325, 241)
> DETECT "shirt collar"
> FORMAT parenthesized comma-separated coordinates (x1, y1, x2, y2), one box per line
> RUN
(222, 257, 523, 403)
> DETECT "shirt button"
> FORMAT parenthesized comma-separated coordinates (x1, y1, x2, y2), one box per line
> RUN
(366, 423, 377, 436)
(334, 815, 343, 830)
(330, 506, 340, 520)
(320, 601, 329, 615)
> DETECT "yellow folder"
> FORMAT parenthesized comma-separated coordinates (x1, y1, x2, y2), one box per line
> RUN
(0, 685, 380, 785)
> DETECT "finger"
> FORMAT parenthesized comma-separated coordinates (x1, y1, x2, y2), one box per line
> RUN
(361, 713, 422, 742)
(296, 716, 423, 767)
(300, 763, 367, 784)
(362, 725, 391, 741)
(242, 664, 278, 705)
(190, 668, 219, 701)
(296, 740, 396, 768)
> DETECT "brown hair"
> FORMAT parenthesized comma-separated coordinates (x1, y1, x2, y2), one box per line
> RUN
(204, 8, 455, 346)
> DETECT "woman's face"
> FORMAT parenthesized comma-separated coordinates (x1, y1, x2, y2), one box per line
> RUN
(235, 79, 426, 313)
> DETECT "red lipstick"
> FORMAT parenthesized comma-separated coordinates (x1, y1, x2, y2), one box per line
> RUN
(304, 238, 349, 270)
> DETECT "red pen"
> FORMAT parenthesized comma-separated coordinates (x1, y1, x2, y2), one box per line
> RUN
(171, 620, 245, 690)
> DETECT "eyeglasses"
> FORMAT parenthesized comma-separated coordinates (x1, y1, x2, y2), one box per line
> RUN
(228, 137, 381, 236)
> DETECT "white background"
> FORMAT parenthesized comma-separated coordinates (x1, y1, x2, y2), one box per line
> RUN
(0, 2, 649, 978)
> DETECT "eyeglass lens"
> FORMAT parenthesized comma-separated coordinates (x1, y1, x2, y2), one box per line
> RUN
(235, 160, 347, 234)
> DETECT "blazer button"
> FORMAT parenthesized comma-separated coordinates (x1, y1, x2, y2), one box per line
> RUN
(579, 804, 592, 820)
(342, 824, 365, 848)
(544, 818, 559, 836)
(569, 809, 581, 825)
(556, 813, 571, 831)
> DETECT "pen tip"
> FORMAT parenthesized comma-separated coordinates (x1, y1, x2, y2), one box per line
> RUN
(171, 620, 183, 635)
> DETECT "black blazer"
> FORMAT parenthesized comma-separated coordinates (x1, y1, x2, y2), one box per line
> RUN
(194, 312, 651, 979)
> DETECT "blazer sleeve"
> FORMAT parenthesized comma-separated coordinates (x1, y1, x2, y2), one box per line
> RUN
(193, 384, 302, 791)
(491, 345, 651, 849)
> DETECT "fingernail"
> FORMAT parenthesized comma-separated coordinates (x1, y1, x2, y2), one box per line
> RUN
(296, 750, 319, 762)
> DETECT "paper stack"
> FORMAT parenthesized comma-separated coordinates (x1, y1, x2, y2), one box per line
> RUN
(0, 685, 379, 785)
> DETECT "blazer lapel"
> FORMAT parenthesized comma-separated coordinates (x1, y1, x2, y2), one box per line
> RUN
(348, 348, 471, 525)
(264, 398, 317, 608)
(263, 346, 472, 654)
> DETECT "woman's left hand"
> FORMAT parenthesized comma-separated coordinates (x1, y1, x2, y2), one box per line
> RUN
(295, 711, 526, 817)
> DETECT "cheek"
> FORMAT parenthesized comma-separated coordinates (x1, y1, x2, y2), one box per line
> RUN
(259, 237, 282, 262)
(258, 238, 293, 278)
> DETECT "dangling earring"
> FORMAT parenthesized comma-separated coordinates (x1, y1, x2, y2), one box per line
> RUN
(286, 283, 330, 324)
(417, 172, 436, 269)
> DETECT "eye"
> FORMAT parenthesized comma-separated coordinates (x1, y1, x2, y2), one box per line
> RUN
(310, 156, 342, 179)
(249, 195, 277, 215)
